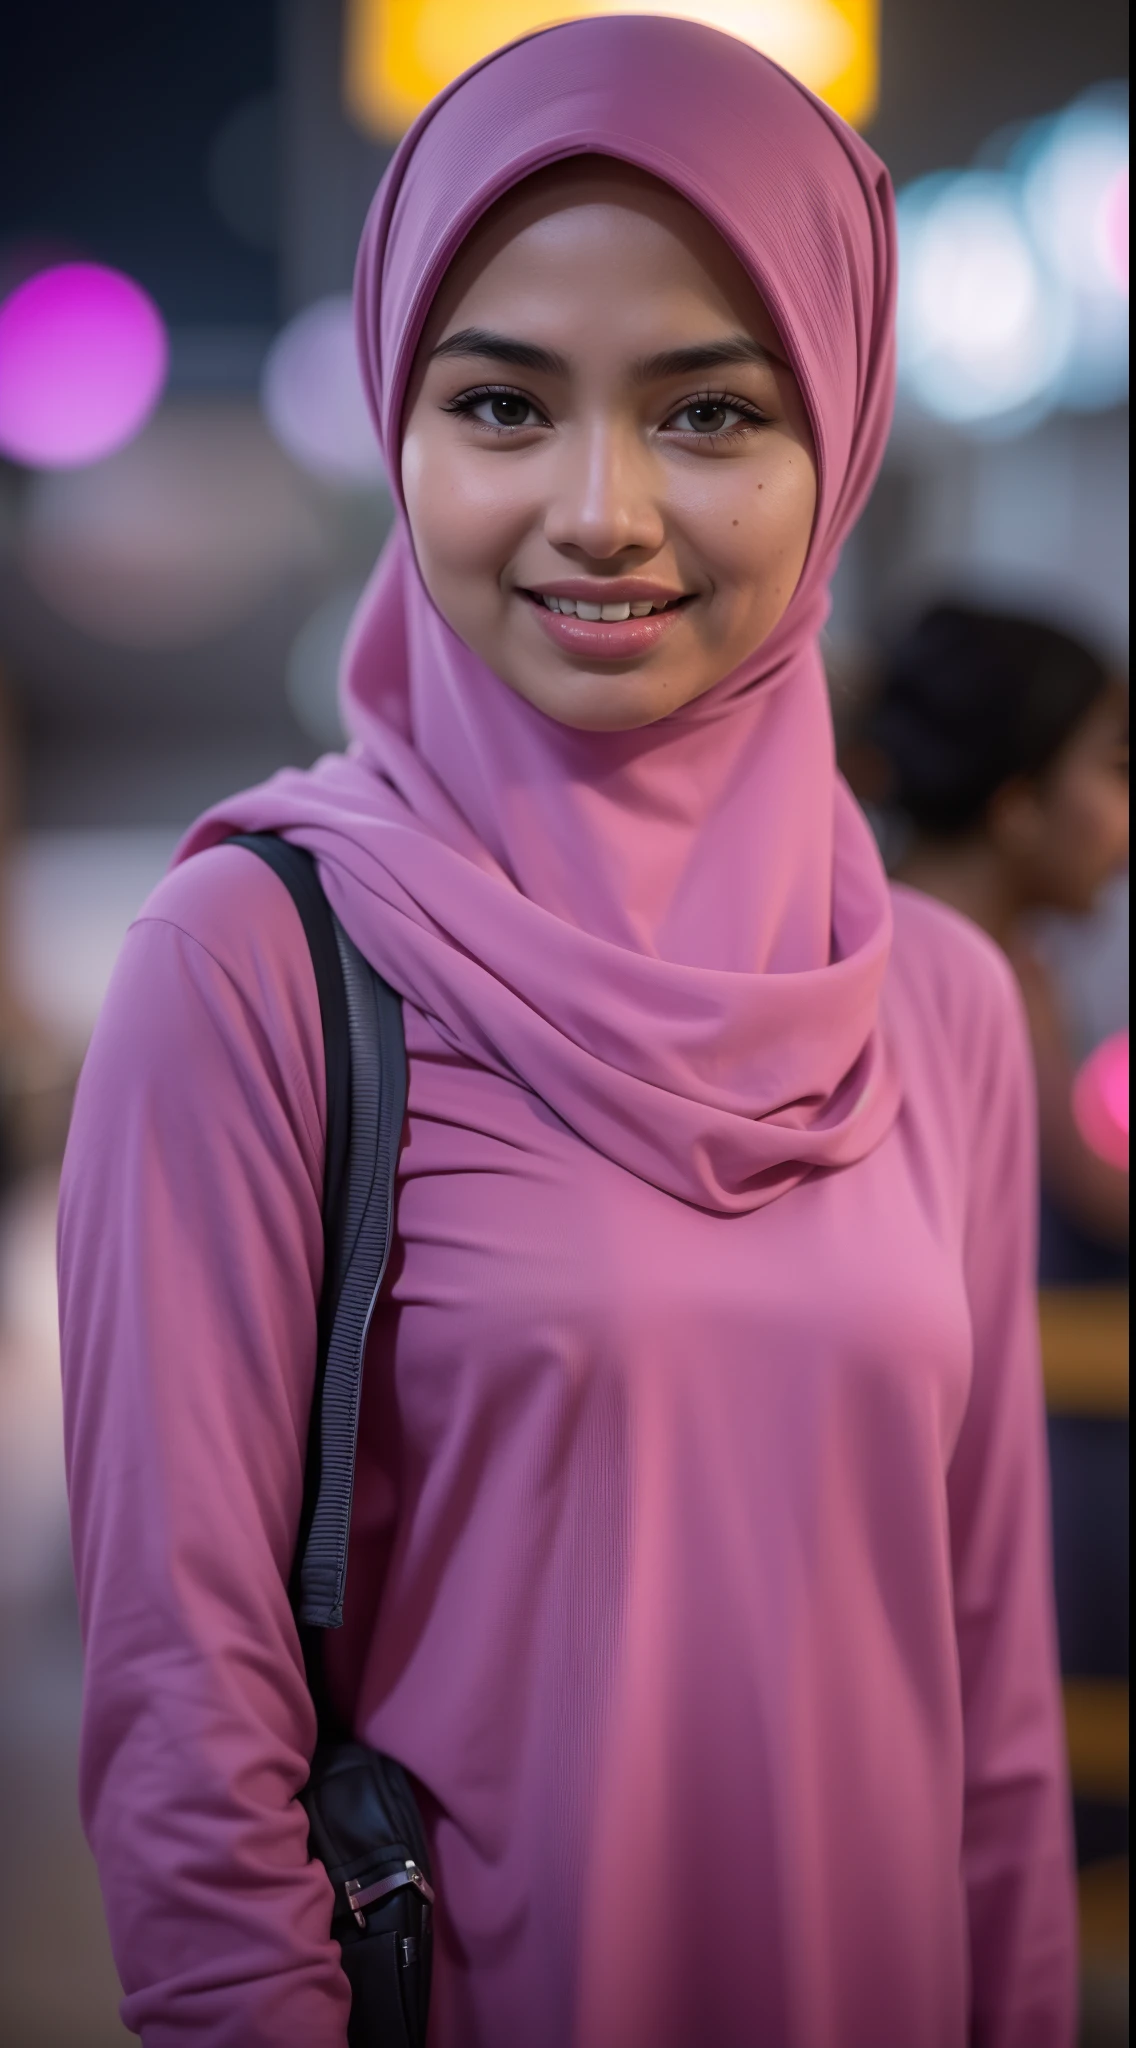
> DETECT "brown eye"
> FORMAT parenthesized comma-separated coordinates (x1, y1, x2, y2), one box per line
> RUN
(445, 386, 549, 432)
(461, 391, 541, 428)
(683, 401, 731, 433)
(665, 397, 762, 438)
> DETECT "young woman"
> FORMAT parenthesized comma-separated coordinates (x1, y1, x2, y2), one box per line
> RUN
(857, 601, 1129, 1270)
(59, 19, 1076, 2048)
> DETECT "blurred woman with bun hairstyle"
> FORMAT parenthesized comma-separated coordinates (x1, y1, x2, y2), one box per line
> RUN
(59, 21, 1077, 2048)
(861, 601, 1129, 1264)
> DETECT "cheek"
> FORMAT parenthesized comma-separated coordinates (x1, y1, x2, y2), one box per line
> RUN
(1084, 786, 1130, 863)
(1050, 774, 1129, 868)
(402, 430, 524, 590)
(686, 452, 816, 599)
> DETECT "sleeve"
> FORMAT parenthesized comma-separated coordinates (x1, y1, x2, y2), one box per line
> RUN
(57, 873, 352, 2046)
(947, 955, 1079, 2048)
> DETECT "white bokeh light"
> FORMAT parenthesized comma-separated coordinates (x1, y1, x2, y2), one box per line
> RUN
(1018, 93, 1129, 409)
(261, 295, 385, 488)
(1021, 100, 1129, 299)
(898, 174, 1072, 425)
(897, 90, 1129, 429)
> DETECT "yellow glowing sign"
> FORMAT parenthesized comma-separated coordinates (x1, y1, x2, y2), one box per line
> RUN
(345, 0, 878, 139)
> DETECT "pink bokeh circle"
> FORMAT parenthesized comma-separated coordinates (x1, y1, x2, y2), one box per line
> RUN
(1103, 167, 1129, 291)
(1072, 1029, 1129, 1172)
(0, 262, 168, 469)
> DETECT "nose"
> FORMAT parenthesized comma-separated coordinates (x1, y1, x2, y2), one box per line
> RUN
(543, 417, 665, 561)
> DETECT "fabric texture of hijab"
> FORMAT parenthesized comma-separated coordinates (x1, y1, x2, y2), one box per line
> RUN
(181, 12, 901, 1211)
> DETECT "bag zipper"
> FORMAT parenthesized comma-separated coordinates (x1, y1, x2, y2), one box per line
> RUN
(343, 1859, 435, 1929)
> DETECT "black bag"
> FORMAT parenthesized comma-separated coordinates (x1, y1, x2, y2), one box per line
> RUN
(231, 834, 433, 2048)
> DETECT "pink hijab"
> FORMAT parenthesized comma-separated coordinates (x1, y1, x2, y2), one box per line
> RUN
(182, 14, 901, 1213)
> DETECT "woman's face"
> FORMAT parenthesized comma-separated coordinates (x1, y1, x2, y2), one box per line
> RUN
(994, 685, 1130, 914)
(401, 160, 817, 732)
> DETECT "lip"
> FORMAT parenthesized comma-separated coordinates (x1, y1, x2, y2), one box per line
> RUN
(523, 589, 691, 661)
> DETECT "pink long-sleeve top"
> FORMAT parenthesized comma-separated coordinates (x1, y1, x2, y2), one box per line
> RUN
(59, 842, 1076, 2048)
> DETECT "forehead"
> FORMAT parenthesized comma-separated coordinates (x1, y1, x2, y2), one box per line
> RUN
(419, 157, 779, 355)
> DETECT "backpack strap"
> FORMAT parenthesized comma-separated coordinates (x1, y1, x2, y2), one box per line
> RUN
(229, 834, 407, 1629)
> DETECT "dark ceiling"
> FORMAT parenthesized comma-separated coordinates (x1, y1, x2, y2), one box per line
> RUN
(1, 1, 278, 323)
(870, 0, 1128, 184)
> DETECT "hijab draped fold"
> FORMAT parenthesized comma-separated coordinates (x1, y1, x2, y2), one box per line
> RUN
(181, 14, 902, 1213)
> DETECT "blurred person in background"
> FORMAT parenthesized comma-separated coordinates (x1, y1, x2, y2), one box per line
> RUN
(852, 602, 1129, 1275)
(850, 607, 1131, 1951)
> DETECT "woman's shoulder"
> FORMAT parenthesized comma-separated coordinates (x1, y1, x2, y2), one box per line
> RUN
(91, 840, 326, 1137)
(133, 840, 314, 988)
(888, 878, 1015, 989)
(885, 881, 1029, 1091)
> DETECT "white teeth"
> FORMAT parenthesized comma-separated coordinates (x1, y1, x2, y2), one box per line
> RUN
(538, 593, 676, 619)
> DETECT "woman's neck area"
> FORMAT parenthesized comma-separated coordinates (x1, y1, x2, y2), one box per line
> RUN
(896, 832, 1024, 954)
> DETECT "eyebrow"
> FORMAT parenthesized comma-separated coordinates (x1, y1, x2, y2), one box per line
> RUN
(430, 327, 776, 381)
(431, 328, 569, 375)
(632, 337, 776, 382)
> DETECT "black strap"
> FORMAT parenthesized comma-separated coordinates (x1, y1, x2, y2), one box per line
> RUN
(230, 834, 407, 1630)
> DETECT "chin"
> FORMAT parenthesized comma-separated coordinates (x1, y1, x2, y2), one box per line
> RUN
(512, 669, 694, 733)
(560, 707, 671, 733)
(536, 697, 671, 734)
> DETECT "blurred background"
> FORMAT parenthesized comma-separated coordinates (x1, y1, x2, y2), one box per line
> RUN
(0, 3, 1127, 2043)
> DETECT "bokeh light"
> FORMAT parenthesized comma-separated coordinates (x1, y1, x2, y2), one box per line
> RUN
(1017, 93, 1130, 410)
(261, 295, 384, 488)
(1072, 1030, 1130, 1172)
(897, 174, 1071, 425)
(1019, 97, 1129, 300)
(897, 87, 1129, 430)
(1103, 168, 1128, 290)
(344, 0, 878, 137)
(285, 583, 366, 749)
(19, 403, 328, 647)
(0, 262, 168, 469)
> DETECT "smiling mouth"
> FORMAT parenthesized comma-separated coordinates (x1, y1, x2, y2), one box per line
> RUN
(522, 590, 692, 621)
